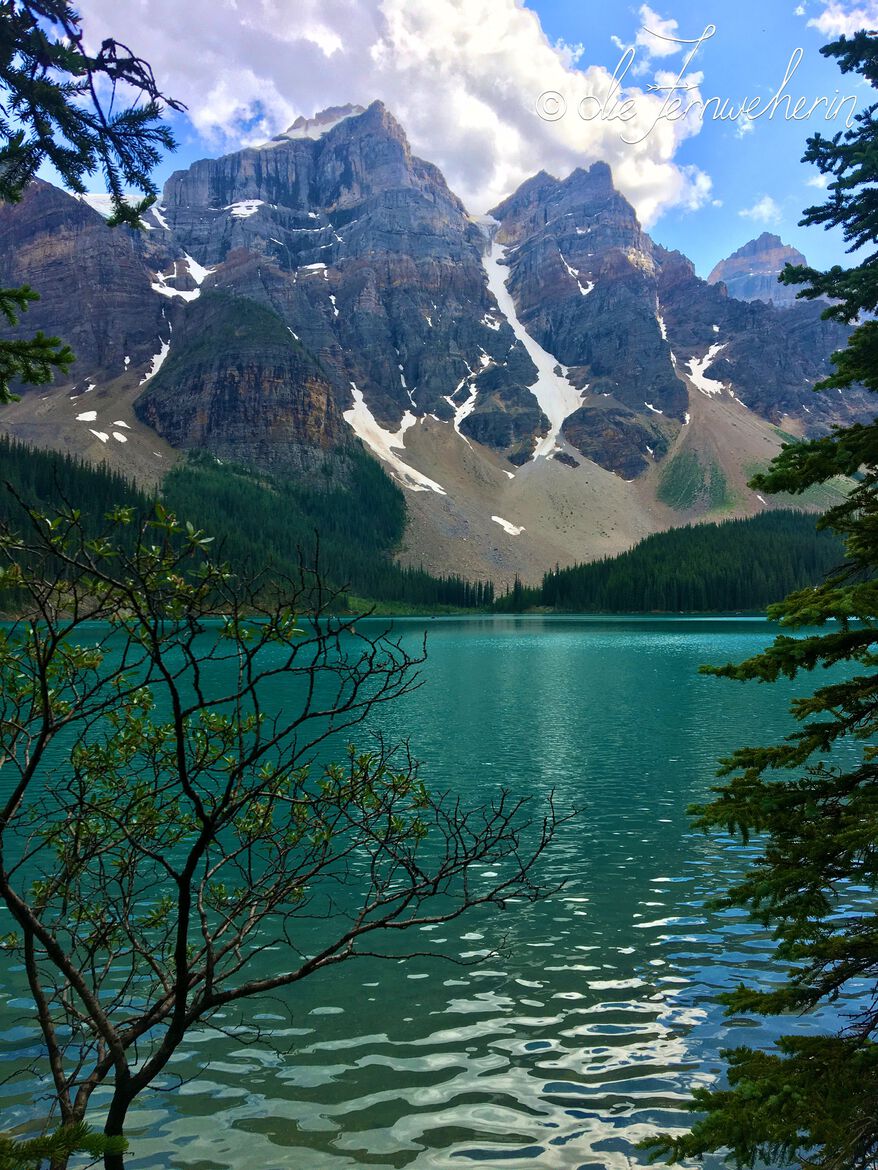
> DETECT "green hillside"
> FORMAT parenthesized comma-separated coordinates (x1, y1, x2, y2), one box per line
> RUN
(0, 438, 493, 610)
(497, 510, 844, 613)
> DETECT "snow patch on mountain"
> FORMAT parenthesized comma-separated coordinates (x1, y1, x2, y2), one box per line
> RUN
(491, 515, 525, 536)
(184, 253, 214, 285)
(687, 344, 727, 397)
(77, 194, 116, 218)
(446, 379, 479, 438)
(224, 200, 264, 219)
(140, 338, 171, 384)
(559, 249, 594, 296)
(151, 267, 201, 302)
(343, 384, 447, 495)
(482, 244, 583, 459)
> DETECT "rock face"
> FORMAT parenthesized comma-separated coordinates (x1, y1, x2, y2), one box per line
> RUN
(489, 163, 684, 477)
(135, 292, 344, 472)
(0, 104, 870, 502)
(0, 180, 166, 387)
(707, 232, 807, 307)
(657, 246, 862, 428)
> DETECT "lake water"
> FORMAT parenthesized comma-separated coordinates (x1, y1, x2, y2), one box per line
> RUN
(0, 616, 839, 1168)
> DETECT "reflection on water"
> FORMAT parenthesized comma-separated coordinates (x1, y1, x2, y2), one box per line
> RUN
(0, 618, 847, 1168)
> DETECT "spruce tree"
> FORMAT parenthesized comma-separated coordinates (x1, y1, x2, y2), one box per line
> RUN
(646, 29, 878, 1170)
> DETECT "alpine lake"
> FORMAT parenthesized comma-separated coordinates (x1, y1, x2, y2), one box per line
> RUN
(0, 615, 860, 1169)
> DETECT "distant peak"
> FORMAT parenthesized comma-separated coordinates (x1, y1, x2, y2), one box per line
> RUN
(715, 233, 804, 266)
(707, 233, 808, 307)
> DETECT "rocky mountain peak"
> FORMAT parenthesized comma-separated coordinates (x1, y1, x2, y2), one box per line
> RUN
(707, 232, 807, 307)
(489, 161, 643, 253)
(157, 97, 448, 256)
(274, 104, 366, 143)
(564, 161, 615, 194)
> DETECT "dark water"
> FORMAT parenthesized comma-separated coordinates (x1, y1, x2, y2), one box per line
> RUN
(0, 617, 844, 1168)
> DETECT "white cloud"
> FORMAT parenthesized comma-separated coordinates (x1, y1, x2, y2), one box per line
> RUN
(806, 173, 830, 187)
(735, 114, 755, 138)
(554, 38, 586, 68)
(75, 0, 712, 227)
(795, 4, 806, 14)
(807, 1, 878, 35)
(739, 195, 783, 224)
(636, 5, 683, 58)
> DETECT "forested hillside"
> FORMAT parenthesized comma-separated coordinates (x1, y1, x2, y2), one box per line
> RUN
(497, 511, 844, 612)
(0, 439, 844, 615)
(161, 452, 494, 608)
(0, 438, 493, 609)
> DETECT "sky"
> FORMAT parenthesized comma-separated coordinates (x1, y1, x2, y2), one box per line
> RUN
(74, 0, 877, 276)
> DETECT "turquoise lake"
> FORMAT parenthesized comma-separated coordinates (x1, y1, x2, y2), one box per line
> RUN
(0, 616, 843, 1168)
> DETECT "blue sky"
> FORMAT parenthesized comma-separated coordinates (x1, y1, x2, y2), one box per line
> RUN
(76, 0, 876, 277)
(527, 0, 872, 272)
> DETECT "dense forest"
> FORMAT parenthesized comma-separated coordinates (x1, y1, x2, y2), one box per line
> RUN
(0, 438, 493, 609)
(0, 434, 147, 520)
(161, 450, 494, 608)
(496, 510, 844, 613)
(0, 438, 845, 615)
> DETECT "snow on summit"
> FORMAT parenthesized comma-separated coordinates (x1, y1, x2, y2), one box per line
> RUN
(258, 105, 366, 148)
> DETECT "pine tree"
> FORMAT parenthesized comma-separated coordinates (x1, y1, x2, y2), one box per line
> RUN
(645, 30, 878, 1170)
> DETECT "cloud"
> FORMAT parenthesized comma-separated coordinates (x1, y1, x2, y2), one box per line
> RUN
(554, 38, 586, 68)
(807, 1, 878, 35)
(739, 195, 783, 224)
(735, 114, 755, 138)
(636, 5, 684, 58)
(616, 6, 687, 79)
(75, 0, 712, 227)
(806, 173, 830, 187)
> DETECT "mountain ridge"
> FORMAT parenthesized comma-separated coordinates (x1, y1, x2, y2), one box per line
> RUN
(0, 102, 868, 584)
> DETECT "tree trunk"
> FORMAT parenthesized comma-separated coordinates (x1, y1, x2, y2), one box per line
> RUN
(103, 1091, 132, 1170)
(103, 1148, 126, 1170)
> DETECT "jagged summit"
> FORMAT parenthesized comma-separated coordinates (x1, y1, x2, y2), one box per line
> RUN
(258, 103, 367, 147)
(490, 161, 617, 228)
(707, 232, 807, 307)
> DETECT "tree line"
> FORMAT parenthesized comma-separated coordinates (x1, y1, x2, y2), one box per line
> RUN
(495, 509, 844, 613)
(0, 436, 495, 610)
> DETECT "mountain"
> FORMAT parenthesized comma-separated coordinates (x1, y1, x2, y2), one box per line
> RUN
(0, 104, 868, 585)
(141, 99, 542, 473)
(487, 162, 684, 479)
(707, 232, 807, 307)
